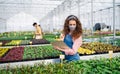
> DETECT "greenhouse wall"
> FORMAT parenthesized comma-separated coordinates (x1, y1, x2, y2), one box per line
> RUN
(0, 18, 6, 33)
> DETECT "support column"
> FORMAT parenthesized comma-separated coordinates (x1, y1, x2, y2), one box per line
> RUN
(91, 0, 94, 35)
(78, 0, 80, 19)
(119, 5, 120, 30)
(113, 0, 116, 40)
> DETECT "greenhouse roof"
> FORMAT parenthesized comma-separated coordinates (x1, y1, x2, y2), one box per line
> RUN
(0, 0, 120, 20)
(0, 0, 64, 20)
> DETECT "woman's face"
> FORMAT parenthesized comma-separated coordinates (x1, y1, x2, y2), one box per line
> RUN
(69, 20, 76, 26)
(68, 20, 77, 31)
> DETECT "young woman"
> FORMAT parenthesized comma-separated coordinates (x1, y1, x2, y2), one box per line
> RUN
(33, 22, 43, 39)
(54, 15, 82, 62)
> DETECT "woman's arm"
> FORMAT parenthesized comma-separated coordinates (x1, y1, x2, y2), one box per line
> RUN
(64, 36, 82, 55)
(53, 35, 82, 55)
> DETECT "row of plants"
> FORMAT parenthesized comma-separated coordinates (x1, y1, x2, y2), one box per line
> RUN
(0, 42, 120, 63)
(0, 45, 61, 62)
(78, 47, 95, 55)
(23, 45, 61, 60)
(5, 40, 22, 46)
(0, 56, 120, 74)
(43, 34, 57, 39)
(84, 31, 120, 39)
(0, 32, 58, 40)
(0, 40, 11, 46)
(81, 42, 120, 54)
(20, 40, 31, 45)
(43, 34, 60, 42)
(44, 38, 56, 43)
(31, 39, 50, 44)
(0, 32, 58, 43)
(0, 39, 50, 46)
(0, 35, 33, 41)
(0, 35, 57, 43)
(99, 38, 120, 46)
(0, 31, 34, 37)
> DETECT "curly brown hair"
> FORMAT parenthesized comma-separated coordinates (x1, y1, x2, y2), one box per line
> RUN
(63, 15, 82, 40)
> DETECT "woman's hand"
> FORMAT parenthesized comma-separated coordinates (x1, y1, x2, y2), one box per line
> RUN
(60, 33, 64, 41)
(53, 46, 75, 55)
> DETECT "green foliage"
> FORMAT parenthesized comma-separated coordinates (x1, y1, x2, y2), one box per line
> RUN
(81, 42, 120, 53)
(43, 34, 60, 42)
(0, 36, 33, 41)
(0, 31, 33, 40)
(20, 40, 30, 45)
(0, 57, 120, 74)
(23, 45, 62, 60)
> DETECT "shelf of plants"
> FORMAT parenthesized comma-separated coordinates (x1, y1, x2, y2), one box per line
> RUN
(0, 42, 120, 63)
(0, 45, 61, 63)
(0, 39, 50, 47)
(0, 56, 120, 74)
(0, 33, 57, 47)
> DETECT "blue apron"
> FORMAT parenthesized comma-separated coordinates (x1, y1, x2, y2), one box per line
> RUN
(63, 34, 80, 62)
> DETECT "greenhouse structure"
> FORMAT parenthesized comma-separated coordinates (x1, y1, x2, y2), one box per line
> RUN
(0, 0, 120, 73)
